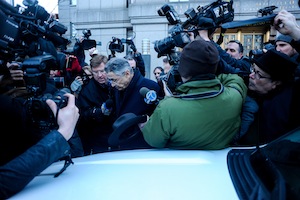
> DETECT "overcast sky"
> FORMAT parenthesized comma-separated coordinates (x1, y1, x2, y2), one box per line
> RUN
(14, 0, 58, 13)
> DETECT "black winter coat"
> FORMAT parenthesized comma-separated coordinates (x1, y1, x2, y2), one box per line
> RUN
(76, 78, 114, 154)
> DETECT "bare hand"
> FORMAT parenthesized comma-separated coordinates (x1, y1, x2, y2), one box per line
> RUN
(7, 62, 24, 81)
(46, 93, 79, 141)
(274, 10, 300, 41)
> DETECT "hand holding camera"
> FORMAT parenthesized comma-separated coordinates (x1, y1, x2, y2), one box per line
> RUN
(7, 62, 24, 82)
(274, 9, 300, 41)
(46, 93, 79, 141)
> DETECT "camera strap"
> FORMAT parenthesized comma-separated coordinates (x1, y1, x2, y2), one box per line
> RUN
(172, 82, 224, 100)
(54, 154, 74, 178)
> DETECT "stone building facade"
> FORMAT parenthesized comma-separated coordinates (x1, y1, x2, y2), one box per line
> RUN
(59, 0, 300, 80)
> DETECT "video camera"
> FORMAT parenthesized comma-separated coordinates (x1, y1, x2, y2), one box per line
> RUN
(154, 0, 234, 93)
(78, 29, 97, 50)
(108, 36, 137, 58)
(24, 88, 69, 135)
(0, 0, 74, 133)
(0, 0, 69, 61)
(18, 54, 70, 134)
(154, 0, 234, 58)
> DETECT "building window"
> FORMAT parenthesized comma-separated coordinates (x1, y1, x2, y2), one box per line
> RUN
(70, 0, 77, 6)
(242, 34, 263, 57)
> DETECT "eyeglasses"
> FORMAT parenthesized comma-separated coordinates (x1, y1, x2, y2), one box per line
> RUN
(108, 76, 122, 84)
(250, 66, 271, 80)
(92, 69, 106, 75)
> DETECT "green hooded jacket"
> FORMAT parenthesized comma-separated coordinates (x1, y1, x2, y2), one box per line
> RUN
(142, 74, 247, 150)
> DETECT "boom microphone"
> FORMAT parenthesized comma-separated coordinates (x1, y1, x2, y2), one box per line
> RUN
(139, 87, 158, 104)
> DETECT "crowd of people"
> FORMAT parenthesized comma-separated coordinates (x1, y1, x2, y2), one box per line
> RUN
(1, 6, 300, 198)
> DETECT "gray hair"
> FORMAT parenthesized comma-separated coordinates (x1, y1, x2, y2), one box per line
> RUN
(105, 57, 133, 76)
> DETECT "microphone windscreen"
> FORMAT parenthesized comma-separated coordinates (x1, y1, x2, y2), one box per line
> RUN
(139, 87, 150, 98)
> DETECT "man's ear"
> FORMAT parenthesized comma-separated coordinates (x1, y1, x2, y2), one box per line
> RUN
(238, 52, 243, 59)
(124, 69, 131, 77)
(271, 80, 282, 89)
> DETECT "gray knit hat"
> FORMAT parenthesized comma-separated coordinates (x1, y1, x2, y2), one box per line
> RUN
(275, 34, 293, 44)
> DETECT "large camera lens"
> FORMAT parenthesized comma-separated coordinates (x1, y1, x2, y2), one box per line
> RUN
(154, 36, 175, 56)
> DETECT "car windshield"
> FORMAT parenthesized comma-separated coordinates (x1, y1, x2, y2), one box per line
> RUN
(227, 127, 300, 199)
(261, 127, 300, 198)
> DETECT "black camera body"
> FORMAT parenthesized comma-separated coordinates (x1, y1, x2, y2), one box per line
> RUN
(154, 0, 234, 58)
(80, 29, 96, 50)
(154, 4, 191, 58)
(21, 54, 58, 95)
(21, 54, 70, 133)
(154, 0, 234, 93)
(108, 36, 137, 58)
(249, 43, 275, 61)
(81, 70, 90, 85)
(0, 0, 72, 134)
(20, 54, 69, 133)
(0, 0, 69, 61)
(25, 88, 69, 135)
(158, 64, 182, 93)
(109, 37, 125, 53)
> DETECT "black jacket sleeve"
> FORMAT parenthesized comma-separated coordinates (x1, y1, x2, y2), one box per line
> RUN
(0, 131, 70, 199)
(213, 41, 252, 73)
(134, 53, 146, 77)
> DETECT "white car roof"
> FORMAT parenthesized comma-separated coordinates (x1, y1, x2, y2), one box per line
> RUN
(11, 148, 239, 200)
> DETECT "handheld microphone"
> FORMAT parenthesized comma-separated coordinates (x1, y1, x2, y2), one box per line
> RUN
(139, 87, 158, 104)
(101, 99, 113, 116)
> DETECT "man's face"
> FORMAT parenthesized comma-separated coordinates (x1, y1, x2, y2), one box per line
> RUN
(276, 41, 297, 57)
(107, 70, 132, 91)
(225, 42, 243, 59)
(248, 64, 279, 95)
(91, 62, 107, 84)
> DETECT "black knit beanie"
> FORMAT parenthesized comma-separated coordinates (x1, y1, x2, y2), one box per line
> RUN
(178, 39, 219, 78)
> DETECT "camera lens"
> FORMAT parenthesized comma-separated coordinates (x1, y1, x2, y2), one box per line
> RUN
(154, 37, 175, 56)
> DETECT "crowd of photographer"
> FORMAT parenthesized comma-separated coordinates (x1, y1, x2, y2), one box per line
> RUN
(2, 0, 300, 198)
